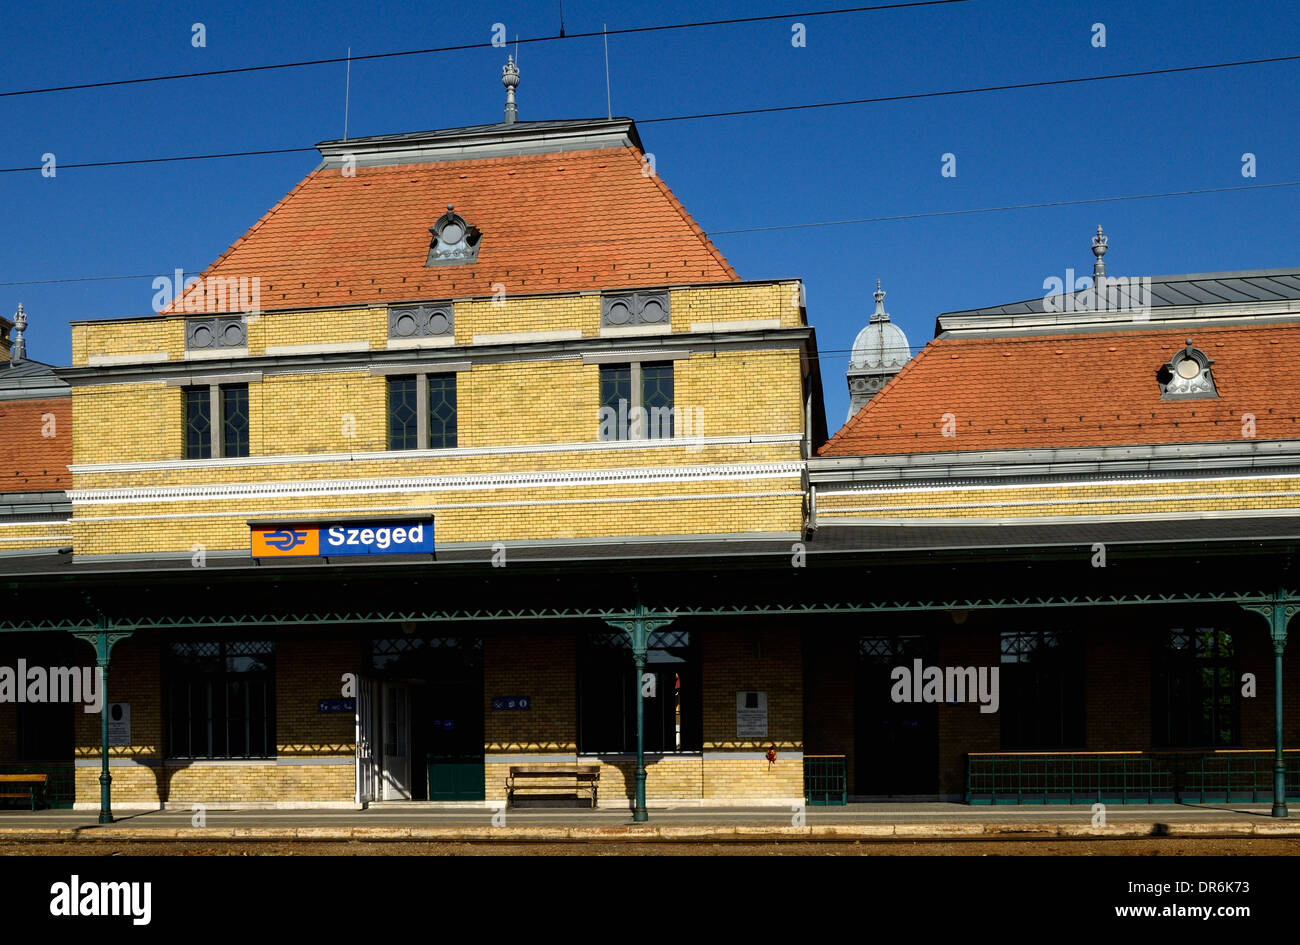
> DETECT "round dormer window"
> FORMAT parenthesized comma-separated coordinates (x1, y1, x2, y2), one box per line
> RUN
(1176, 359, 1200, 380)
(440, 220, 465, 243)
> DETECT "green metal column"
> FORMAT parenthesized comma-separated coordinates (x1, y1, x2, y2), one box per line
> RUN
(71, 623, 134, 825)
(1269, 611, 1291, 818)
(606, 602, 674, 823)
(1242, 591, 1294, 818)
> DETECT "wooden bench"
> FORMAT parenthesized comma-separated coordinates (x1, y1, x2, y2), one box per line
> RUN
(0, 774, 47, 810)
(506, 764, 600, 809)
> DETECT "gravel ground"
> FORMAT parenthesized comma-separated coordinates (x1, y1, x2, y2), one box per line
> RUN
(1, 837, 1297, 855)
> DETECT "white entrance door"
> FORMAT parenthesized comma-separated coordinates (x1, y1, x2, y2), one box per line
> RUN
(381, 683, 412, 800)
(355, 677, 379, 804)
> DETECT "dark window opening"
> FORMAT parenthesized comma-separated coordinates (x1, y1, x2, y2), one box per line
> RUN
(1153, 627, 1239, 748)
(578, 630, 700, 754)
(166, 641, 275, 759)
(999, 630, 1085, 749)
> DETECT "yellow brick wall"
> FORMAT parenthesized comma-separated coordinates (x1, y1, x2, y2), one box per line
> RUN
(72, 318, 184, 366)
(0, 518, 72, 552)
(70, 281, 806, 366)
(671, 282, 805, 330)
(247, 306, 382, 355)
(457, 295, 593, 342)
(72, 383, 181, 464)
(70, 351, 803, 465)
(69, 485, 801, 555)
(816, 474, 1300, 520)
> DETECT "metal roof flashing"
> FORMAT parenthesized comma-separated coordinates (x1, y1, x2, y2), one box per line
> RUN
(315, 117, 644, 168)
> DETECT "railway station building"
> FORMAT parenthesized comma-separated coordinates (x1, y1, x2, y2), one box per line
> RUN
(1, 67, 1297, 816)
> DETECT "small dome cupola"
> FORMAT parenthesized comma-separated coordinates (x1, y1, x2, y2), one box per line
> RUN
(426, 204, 481, 266)
(1158, 337, 1217, 399)
(846, 280, 912, 418)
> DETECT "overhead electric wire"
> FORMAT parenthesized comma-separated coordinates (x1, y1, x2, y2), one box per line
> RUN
(3, 178, 1297, 290)
(2, 52, 1297, 176)
(0, 1, 968, 99)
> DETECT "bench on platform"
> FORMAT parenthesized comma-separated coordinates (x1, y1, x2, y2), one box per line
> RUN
(0, 773, 47, 810)
(506, 764, 600, 809)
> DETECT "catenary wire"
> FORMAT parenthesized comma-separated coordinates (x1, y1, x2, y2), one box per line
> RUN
(2, 53, 1298, 174)
(0, 2, 968, 99)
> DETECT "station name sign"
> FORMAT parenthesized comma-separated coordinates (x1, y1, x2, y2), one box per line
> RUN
(251, 518, 435, 558)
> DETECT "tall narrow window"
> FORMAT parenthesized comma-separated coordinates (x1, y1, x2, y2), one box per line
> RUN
(598, 361, 674, 441)
(427, 374, 457, 449)
(221, 384, 250, 458)
(599, 366, 632, 441)
(183, 387, 212, 459)
(183, 382, 248, 459)
(388, 376, 419, 450)
(641, 362, 674, 439)
(1153, 627, 1239, 747)
(1000, 630, 1084, 749)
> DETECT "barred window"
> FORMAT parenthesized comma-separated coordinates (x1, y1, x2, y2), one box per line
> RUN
(166, 641, 275, 759)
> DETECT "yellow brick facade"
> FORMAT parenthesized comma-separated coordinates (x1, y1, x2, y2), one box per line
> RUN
(64, 282, 810, 559)
(815, 473, 1300, 522)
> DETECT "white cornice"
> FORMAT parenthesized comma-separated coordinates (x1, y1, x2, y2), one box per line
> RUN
(70, 433, 802, 474)
(68, 462, 806, 505)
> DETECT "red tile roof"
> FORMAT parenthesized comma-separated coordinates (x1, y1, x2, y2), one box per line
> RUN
(820, 321, 1300, 455)
(0, 398, 70, 493)
(178, 145, 736, 312)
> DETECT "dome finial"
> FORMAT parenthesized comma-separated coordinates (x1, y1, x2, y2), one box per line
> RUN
(871, 279, 888, 322)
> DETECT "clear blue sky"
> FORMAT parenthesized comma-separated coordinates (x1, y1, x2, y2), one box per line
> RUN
(2, 0, 1297, 424)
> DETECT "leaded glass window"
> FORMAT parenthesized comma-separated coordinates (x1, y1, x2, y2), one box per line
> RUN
(166, 640, 275, 759)
(597, 362, 674, 441)
(641, 362, 674, 439)
(599, 365, 632, 441)
(183, 387, 212, 459)
(388, 376, 419, 450)
(427, 374, 457, 449)
(221, 384, 249, 458)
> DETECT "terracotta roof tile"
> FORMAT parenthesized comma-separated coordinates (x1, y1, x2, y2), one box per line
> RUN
(820, 321, 1300, 456)
(174, 146, 736, 312)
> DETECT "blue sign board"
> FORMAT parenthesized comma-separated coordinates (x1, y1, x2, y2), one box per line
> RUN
(252, 519, 434, 558)
(318, 698, 356, 714)
(492, 696, 531, 711)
